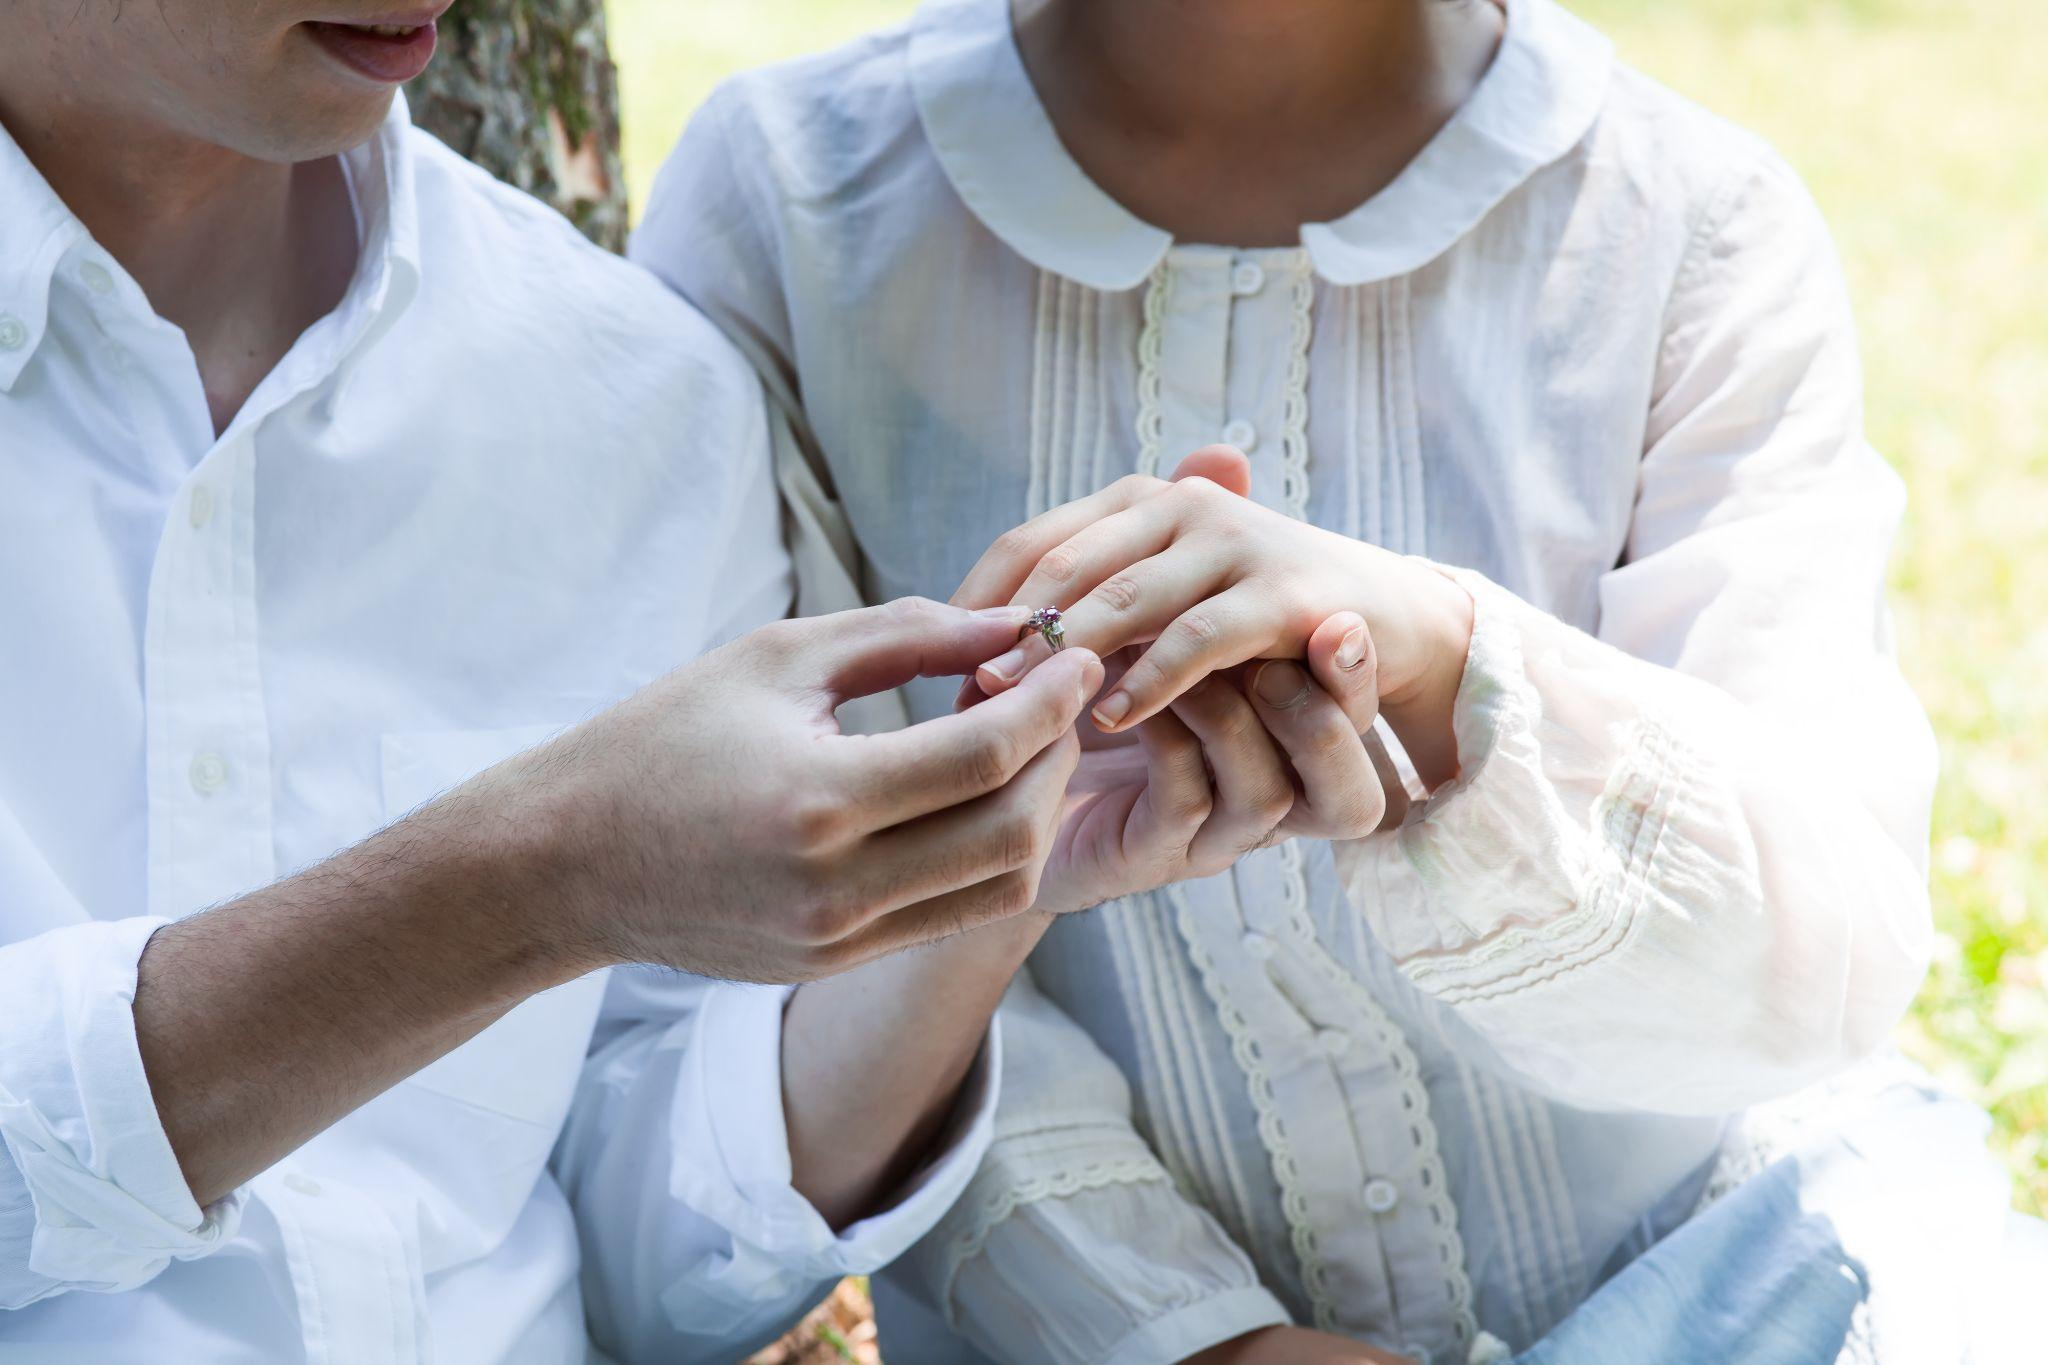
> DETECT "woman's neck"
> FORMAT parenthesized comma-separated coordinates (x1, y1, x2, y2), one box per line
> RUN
(1014, 0, 1505, 246)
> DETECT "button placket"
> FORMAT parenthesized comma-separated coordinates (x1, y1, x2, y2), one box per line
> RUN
(144, 432, 279, 915)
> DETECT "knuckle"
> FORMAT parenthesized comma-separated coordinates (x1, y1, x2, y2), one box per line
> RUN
(1254, 780, 1296, 825)
(791, 895, 859, 948)
(784, 796, 851, 852)
(994, 813, 1042, 871)
(1038, 541, 1085, 588)
(1094, 572, 1143, 614)
(1308, 719, 1358, 763)
(958, 730, 1022, 793)
(1113, 473, 1166, 502)
(883, 595, 944, 629)
(990, 869, 1038, 915)
(1173, 609, 1224, 651)
(992, 524, 1042, 563)
(1166, 785, 1214, 828)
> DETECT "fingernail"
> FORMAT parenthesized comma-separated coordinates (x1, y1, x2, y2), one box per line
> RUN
(1335, 625, 1368, 671)
(980, 648, 1025, 682)
(1253, 660, 1311, 708)
(1092, 691, 1132, 729)
(973, 605, 1024, 620)
(1076, 656, 1105, 703)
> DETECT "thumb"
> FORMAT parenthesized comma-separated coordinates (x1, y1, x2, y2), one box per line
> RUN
(793, 597, 1036, 707)
(1305, 611, 1379, 736)
(1168, 443, 1252, 498)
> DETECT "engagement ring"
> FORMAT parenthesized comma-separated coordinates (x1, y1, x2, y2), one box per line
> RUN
(1021, 606, 1066, 653)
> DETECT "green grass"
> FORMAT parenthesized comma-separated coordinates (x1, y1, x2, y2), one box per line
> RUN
(607, 0, 2048, 1214)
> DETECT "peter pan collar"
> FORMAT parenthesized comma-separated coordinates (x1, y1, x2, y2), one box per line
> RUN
(908, 0, 1615, 291)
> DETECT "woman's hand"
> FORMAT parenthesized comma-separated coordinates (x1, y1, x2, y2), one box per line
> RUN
(1029, 618, 1390, 915)
(953, 447, 1475, 788)
(1185, 1325, 1415, 1364)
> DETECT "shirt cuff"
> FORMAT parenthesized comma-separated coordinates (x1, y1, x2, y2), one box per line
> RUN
(667, 981, 999, 1293)
(1350, 567, 1673, 982)
(0, 917, 244, 1299)
(1101, 1287, 1292, 1365)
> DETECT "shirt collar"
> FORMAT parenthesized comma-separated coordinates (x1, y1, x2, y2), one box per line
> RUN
(0, 119, 79, 392)
(908, 0, 1615, 291)
(0, 93, 423, 396)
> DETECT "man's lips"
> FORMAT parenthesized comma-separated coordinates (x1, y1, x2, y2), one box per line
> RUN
(304, 16, 441, 85)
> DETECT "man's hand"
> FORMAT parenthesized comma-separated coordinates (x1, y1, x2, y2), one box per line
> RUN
(1031, 645, 1389, 915)
(509, 597, 1103, 982)
(136, 598, 1101, 1206)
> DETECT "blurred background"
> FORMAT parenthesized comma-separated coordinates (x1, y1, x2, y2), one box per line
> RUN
(431, 0, 2047, 1355)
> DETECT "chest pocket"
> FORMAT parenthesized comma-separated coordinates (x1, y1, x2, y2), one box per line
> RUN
(379, 725, 610, 1129)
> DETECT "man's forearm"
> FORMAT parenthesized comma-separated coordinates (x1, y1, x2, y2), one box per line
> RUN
(779, 913, 1047, 1229)
(134, 782, 593, 1207)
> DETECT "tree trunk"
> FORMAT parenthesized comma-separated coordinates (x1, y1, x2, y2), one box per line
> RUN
(406, 0, 629, 251)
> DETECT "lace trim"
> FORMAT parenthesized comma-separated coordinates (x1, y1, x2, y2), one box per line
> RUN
(1279, 259, 1313, 521)
(939, 1156, 1169, 1319)
(1166, 882, 1340, 1332)
(1277, 841, 1482, 1347)
(1134, 262, 1170, 478)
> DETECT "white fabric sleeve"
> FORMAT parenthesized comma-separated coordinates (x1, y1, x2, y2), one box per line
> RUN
(553, 969, 1000, 1364)
(889, 973, 1290, 1365)
(1336, 150, 1934, 1116)
(0, 915, 245, 1308)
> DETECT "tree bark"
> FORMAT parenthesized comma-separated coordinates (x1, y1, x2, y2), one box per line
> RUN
(406, 0, 629, 251)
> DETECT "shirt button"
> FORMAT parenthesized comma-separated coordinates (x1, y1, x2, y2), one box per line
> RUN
(189, 751, 229, 795)
(1231, 261, 1266, 295)
(1315, 1027, 1352, 1057)
(80, 260, 115, 296)
(1364, 1176, 1401, 1213)
(1241, 930, 1276, 962)
(1220, 418, 1258, 451)
(1404, 1344, 1432, 1365)
(282, 1172, 323, 1197)
(0, 315, 26, 351)
(188, 485, 215, 530)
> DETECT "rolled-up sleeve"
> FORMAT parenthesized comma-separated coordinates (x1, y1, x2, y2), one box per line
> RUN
(888, 974, 1289, 1364)
(1337, 150, 1933, 1116)
(0, 917, 244, 1308)
(554, 970, 999, 1363)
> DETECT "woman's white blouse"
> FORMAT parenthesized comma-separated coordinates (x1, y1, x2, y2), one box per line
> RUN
(631, 0, 1942, 1359)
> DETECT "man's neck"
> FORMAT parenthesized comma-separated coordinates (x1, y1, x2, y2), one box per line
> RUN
(1, 99, 358, 436)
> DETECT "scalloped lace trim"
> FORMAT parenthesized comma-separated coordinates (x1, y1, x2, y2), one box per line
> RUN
(1166, 881, 1340, 1331)
(1279, 258, 1313, 520)
(938, 1156, 1170, 1319)
(1277, 840, 1481, 1348)
(1134, 263, 1170, 478)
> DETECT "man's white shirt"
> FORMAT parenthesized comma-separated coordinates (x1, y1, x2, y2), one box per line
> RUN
(0, 98, 995, 1363)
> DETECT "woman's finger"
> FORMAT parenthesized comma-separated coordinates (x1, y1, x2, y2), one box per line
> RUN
(949, 474, 1170, 609)
(1091, 581, 1280, 733)
(1304, 610, 1380, 736)
(1170, 676, 1296, 872)
(1246, 660, 1386, 840)
(1003, 497, 1182, 615)
(976, 545, 1226, 696)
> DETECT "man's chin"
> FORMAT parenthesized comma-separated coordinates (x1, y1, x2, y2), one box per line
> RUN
(231, 85, 398, 165)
